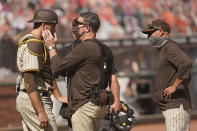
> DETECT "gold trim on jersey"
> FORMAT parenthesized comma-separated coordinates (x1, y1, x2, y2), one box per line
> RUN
(18, 34, 47, 72)
(29, 33, 38, 38)
(40, 42, 47, 71)
(18, 34, 35, 47)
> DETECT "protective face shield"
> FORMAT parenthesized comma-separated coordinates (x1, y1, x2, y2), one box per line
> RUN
(72, 18, 88, 39)
(105, 102, 135, 131)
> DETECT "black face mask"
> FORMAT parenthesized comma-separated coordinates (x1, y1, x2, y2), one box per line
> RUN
(72, 18, 87, 39)
(72, 26, 81, 39)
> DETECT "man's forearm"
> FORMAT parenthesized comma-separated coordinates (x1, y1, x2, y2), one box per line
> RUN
(172, 78, 184, 89)
(24, 72, 45, 114)
(164, 78, 185, 97)
(29, 91, 45, 113)
(110, 75, 120, 103)
(52, 80, 68, 103)
(52, 80, 62, 99)
(48, 49, 57, 60)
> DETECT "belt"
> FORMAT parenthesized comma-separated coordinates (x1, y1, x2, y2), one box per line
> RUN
(20, 89, 27, 93)
(20, 89, 50, 97)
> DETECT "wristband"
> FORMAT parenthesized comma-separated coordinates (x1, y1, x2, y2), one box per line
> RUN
(48, 46, 56, 51)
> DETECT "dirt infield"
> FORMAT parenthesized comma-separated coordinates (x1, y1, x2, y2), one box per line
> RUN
(0, 86, 21, 127)
(132, 119, 197, 131)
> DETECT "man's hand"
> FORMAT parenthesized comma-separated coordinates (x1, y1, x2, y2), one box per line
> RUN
(57, 96, 68, 103)
(163, 85, 177, 97)
(52, 80, 68, 103)
(38, 111, 49, 128)
(42, 29, 58, 59)
(163, 78, 184, 98)
(110, 101, 121, 114)
(42, 29, 57, 48)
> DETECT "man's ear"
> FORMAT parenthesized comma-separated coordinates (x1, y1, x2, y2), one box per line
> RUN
(159, 29, 164, 37)
(40, 23, 45, 30)
(148, 32, 154, 37)
(85, 26, 91, 33)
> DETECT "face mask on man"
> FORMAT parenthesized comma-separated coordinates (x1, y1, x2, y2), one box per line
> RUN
(72, 26, 81, 39)
(148, 36, 169, 49)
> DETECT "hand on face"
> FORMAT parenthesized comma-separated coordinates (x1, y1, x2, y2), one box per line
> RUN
(42, 29, 57, 47)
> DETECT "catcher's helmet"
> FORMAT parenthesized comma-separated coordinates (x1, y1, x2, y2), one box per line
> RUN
(28, 9, 58, 24)
(105, 102, 135, 131)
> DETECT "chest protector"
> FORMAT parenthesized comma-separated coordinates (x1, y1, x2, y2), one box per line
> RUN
(19, 34, 53, 86)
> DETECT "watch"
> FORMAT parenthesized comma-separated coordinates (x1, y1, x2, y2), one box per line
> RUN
(48, 46, 56, 51)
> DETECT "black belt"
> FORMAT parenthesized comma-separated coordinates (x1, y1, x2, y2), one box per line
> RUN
(20, 89, 27, 93)
(20, 89, 50, 97)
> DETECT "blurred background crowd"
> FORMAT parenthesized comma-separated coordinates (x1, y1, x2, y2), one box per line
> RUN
(1, 0, 197, 72)
(1, 0, 197, 40)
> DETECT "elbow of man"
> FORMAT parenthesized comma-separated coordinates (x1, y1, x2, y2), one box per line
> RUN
(183, 60, 192, 71)
(184, 58, 192, 66)
(179, 59, 192, 70)
(51, 64, 67, 77)
(50, 59, 61, 74)
(188, 60, 192, 67)
(177, 60, 192, 80)
(50, 64, 58, 73)
(50, 56, 66, 75)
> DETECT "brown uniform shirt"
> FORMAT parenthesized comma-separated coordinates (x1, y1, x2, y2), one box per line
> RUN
(153, 40, 192, 111)
(50, 39, 104, 116)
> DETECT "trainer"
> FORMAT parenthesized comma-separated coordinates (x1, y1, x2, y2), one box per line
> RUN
(42, 12, 109, 131)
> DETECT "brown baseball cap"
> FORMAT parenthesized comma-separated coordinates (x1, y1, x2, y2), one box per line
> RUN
(28, 9, 58, 24)
(142, 19, 171, 34)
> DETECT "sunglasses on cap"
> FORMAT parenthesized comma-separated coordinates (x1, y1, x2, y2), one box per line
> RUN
(147, 24, 162, 37)
(149, 24, 161, 30)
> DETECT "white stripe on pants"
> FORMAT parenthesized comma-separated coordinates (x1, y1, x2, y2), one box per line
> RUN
(162, 104, 191, 131)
